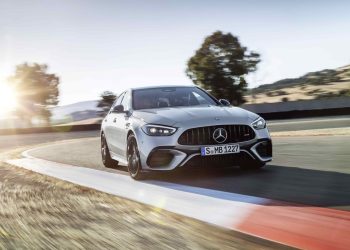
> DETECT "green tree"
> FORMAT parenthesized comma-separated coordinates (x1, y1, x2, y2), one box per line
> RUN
(97, 91, 117, 117)
(9, 63, 59, 126)
(186, 31, 260, 106)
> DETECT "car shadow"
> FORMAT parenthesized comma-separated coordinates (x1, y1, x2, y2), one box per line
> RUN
(145, 165, 350, 209)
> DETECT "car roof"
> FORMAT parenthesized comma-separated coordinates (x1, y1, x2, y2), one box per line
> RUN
(130, 84, 196, 91)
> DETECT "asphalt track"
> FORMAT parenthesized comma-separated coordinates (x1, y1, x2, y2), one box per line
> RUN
(0, 130, 99, 153)
(27, 135, 350, 211)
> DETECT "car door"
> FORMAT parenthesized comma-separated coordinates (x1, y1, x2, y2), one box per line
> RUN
(104, 92, 125, 154)
(110, 90, 131, 158)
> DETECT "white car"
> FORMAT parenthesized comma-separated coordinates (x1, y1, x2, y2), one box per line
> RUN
(101, 85, 272, 179)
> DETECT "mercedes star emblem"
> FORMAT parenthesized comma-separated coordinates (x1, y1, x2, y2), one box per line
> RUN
(213, 128, 228, 143)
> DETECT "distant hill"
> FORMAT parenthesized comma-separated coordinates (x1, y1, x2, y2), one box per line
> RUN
(51, 100, 101, 124)
(0, 101, 102, 129)
(245, 65, 350, 104)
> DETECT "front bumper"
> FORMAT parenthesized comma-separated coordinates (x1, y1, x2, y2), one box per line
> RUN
(146, 139, 272, 170)
(135, 126, 272, 170)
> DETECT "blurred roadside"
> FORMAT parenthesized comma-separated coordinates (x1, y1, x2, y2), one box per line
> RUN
(0, 115, 349, 137)
(1, 63, 349, 131)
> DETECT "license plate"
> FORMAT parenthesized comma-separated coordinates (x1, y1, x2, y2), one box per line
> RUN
(201, 144, 240, 156)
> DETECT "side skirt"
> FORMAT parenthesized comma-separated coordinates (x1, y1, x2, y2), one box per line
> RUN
(110, 152, 128, 165)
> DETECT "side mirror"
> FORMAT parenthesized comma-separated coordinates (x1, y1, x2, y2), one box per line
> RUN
(219, 99, 231, 106)
(112, 104, 125, 113)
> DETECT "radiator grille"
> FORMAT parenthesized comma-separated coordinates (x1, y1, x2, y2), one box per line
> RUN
(178, 125, 255, 145)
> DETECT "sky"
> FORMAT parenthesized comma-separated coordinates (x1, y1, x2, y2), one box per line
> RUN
(0, 0, 349, 105)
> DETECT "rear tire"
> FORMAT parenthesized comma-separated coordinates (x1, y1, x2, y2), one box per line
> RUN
(101, 133, 118, 168)
(127, 134, 146, 180)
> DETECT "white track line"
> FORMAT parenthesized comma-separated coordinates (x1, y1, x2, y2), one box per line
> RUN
(8, 148, 269, 230)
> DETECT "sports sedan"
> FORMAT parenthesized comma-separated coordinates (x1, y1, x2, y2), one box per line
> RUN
(101, 85, 272, 179)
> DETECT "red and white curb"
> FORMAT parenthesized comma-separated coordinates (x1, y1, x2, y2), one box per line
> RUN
(7, 148, 350, 250)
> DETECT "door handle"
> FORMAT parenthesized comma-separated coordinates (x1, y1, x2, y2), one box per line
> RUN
(113, 118, 117, 123)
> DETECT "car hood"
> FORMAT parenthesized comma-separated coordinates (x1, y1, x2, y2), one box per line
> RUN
(132, 105, 259, 127)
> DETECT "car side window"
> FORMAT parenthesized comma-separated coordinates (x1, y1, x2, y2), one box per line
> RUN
(192, 92, 207, 105)
(121, 91, 130, 111)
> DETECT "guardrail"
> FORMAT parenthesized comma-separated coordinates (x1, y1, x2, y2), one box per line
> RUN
(242, 96, 350, 119)
(258, 107, 350, 120)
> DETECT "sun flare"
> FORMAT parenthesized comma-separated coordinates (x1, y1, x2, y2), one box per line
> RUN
(0, 83, 17, 118)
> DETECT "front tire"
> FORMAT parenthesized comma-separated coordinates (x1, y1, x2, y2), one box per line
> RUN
(101, 133, 118, 168)
(127, 134, 146, 180)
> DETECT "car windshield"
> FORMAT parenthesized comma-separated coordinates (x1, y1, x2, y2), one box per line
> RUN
(132, 87, 218, 110)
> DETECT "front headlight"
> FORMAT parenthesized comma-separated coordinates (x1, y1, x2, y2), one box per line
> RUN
(252, 117, 266, 130)
(141, 124, 177, 136)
